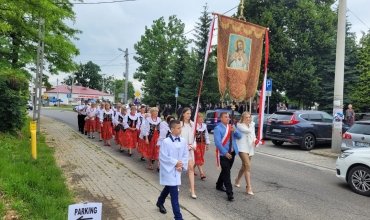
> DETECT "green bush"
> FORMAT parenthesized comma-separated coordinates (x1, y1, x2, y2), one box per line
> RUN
(0, 69, 29, 132)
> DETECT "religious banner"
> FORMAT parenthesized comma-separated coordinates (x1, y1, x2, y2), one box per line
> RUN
(217, 14, 266, 102)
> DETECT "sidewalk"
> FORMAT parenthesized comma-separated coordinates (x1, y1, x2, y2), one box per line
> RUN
(40, 116, 198, 220)
(309, 149, 340, 159)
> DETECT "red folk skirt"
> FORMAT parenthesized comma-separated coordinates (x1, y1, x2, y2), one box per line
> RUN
(194, 142, 206, 165)
(101, 121, 113, 140)
(125, 129, 137, 149)
(142, 130, 159, 160)
(95, 117, 101, 132)
(84, 119, 96, 132)
(116, 129, 126, 146)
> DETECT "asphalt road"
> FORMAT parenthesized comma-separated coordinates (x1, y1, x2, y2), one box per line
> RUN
(40, 109, 370, 220)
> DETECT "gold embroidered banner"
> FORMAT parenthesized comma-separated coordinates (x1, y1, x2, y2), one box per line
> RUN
(217, 15, 266, 102)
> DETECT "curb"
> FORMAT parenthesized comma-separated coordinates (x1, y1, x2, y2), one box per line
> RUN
(309, 150, 339, 159)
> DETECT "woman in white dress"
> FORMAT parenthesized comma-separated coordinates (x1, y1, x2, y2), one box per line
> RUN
(179, 107, 197, 199)
(235, 111, 256, 195)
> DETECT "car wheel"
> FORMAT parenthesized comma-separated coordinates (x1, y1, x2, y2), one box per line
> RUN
(348, 166, 370, 196)
(271, 140, 284, 146)
(300, 133, 315, 150)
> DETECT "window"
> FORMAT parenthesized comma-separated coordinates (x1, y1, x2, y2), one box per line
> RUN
(270, 112, 294, 121)
(348, 123, 370, 134)
(300, 114, 309, 121)
(309, 114, 322, 122)
(322, 112, 333, 123)
(206, 111, 215, 118)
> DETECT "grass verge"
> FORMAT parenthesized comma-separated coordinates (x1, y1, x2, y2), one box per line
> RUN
(0, 117, 74, 219)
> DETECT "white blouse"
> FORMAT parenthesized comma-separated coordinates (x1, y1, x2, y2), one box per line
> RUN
(236, 122, 256, 156)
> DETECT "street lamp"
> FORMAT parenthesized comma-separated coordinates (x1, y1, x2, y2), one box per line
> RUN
(118, 47, 128, 104)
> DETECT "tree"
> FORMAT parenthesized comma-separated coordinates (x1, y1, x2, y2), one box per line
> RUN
(317, 20, 360, 112)
(192, 5, 220, 106)
(0, 69, 29, 132)
(72, 61, 103, 91)
(241, 0, 337, 108)
(133, 16, 190, 106)
(349, 31, 370, 112)
(0, 0, 80, 73)
(114, 79, 135, 103)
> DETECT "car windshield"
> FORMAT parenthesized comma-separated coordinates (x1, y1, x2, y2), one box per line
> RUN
(269, 112, 293, 121)
(348, 123, 370, 135)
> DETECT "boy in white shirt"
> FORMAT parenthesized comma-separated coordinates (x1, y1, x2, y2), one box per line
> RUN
(156, 120, 188, 220)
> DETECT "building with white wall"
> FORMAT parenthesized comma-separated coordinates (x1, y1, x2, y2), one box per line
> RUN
(44, 85, 114, 105)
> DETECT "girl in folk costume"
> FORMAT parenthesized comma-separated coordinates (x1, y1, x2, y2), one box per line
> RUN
(179, 107, 197, 199)
(99, 102, 114, 146)
(96, 102, 105, 141)
(142, 107, 161, 170)
(123, 106, 139, 156)
(194, 112, 210, 179)
(84, 103, 97, 139)
(136, 106, 147, 161)
(112, 103, 122, 138)
(115, 107, 127, 152)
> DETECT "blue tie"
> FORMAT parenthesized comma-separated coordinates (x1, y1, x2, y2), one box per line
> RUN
(175, 137, 180, 142)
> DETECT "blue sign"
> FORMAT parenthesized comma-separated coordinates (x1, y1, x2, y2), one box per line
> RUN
(175, 87, 178, 95)
(67, 93, 72, 98)
(266, 79, 272, 91)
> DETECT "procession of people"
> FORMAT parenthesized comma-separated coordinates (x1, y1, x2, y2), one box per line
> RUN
(76, 99, 256, 218)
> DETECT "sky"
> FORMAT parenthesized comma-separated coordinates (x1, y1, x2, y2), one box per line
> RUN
(48, 0, 370, 92)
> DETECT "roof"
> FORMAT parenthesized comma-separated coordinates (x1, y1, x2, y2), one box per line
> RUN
(45, 85, 111, 96)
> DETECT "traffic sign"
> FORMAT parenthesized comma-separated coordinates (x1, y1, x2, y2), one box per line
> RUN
(175, 87, 178, 95)
(266, 79, 272, 91)
(118, 93, 125, 98)
(67, 94, 72, 98)
(43, 94, 47, 99)
(266, 91, 272, 97)
(68, 202, 102, 220)
(134, 91, 140, 97)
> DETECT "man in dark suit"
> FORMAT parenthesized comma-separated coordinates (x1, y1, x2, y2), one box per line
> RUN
(176, 104, 183, 120)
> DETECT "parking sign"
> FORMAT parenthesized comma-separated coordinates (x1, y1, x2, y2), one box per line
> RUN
(266, 79, 272, 91)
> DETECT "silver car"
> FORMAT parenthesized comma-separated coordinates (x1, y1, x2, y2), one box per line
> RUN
(341, 121, 370, 151)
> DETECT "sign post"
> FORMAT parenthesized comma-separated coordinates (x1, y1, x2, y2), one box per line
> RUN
(68, 202, 102, 220)
(175, 87, 178, 113)
(266, 79, 272, 114)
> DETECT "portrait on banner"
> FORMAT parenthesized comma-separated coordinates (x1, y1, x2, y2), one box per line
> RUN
(227, 34, 251, 71)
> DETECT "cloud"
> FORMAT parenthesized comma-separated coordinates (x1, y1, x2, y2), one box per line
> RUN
(47, 0, 369, 91)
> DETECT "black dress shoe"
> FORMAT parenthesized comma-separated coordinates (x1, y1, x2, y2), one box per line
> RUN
(140, 157, 145, 161)
(85, 132, 88, 135)
(227, 193, 234, 201)
(216, 186, 227, 192)
(156, 203, 167, 214)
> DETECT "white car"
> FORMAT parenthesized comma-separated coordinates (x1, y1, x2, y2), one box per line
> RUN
(336, 148, 370, 196)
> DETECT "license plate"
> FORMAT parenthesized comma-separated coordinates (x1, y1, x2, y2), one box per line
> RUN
(272, 129, 281, 133)
(206, 120, 211, 124)
(354, 141, 370, 147)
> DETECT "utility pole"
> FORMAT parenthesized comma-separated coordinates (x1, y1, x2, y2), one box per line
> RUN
(125, 48, 129, 104)
(331, 0, 346, 153)
(32, 18, 45, 133)
(57, 78, 59, 106)
(102, 74, 105, 101)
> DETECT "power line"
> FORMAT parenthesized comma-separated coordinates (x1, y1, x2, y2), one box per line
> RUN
(183, 5, 238, 35)
(100, 53, 123, 67)
(71, 0, 136, 5)
(347, 7, 370, 30)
